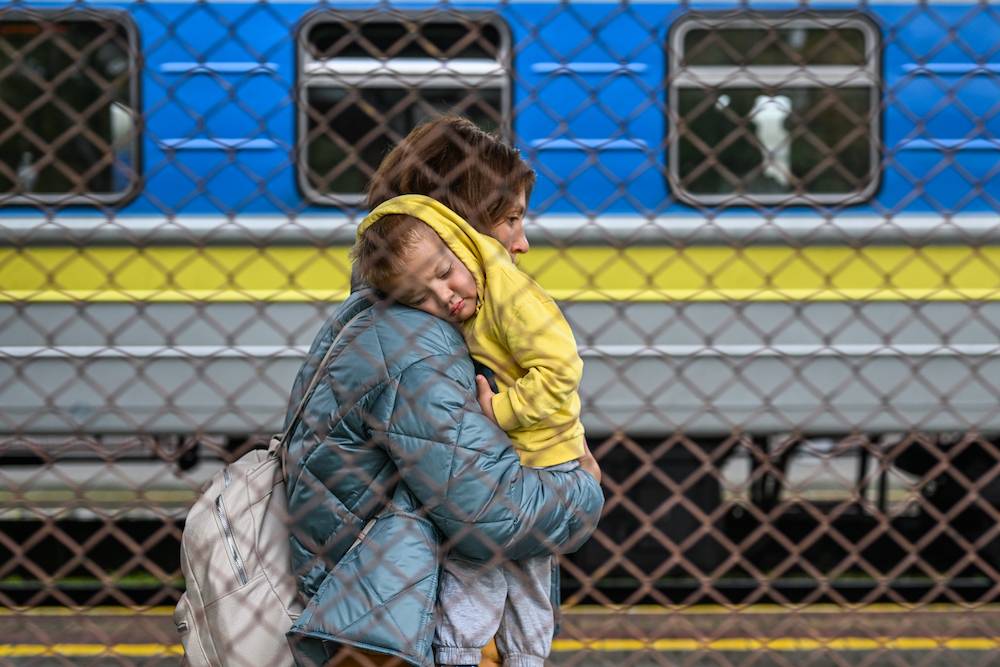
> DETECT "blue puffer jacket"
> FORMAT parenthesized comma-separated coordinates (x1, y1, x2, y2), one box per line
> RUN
(283, 290, 604, 667)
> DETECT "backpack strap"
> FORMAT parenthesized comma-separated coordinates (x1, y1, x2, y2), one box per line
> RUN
(269, 311, 364, 461)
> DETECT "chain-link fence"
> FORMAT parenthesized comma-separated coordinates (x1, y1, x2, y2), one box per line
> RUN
(2, 1, 1000, 665)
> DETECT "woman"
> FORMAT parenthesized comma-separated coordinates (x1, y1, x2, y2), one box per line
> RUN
(366, 117, 533, 262)
(284, 118, 603, 666)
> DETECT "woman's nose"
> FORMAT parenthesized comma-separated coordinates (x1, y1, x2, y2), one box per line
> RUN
(511, 233, 529, 255)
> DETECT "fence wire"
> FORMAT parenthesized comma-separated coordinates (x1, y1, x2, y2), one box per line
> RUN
(2, 1, 1000, 665)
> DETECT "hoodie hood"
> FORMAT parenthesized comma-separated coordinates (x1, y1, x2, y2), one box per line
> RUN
(357, 194, 513, 309)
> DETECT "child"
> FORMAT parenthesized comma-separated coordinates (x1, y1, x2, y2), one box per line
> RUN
(353, 194, 599, 667)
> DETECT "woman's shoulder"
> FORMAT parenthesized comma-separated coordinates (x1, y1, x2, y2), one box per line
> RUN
(351, 301, 472, 377)
(334, 290, 460, 343)
(315, 290, 473, 385)
(377, 304, 463, 345)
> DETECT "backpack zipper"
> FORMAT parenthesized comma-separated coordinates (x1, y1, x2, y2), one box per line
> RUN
(215, 494, 249, 585)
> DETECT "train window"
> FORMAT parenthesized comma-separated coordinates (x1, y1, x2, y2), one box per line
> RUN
(723, 435, 921, 518)
(0, 12, 139, 205)
(299, 13, 510, 205)
(777, 437, 920, 517)
(668, 14, 880, 206)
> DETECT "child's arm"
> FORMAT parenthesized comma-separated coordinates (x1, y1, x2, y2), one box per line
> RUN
(476, 374, 498, 423)
(490, 290, 583, 432)
(480, 368, 600, 482)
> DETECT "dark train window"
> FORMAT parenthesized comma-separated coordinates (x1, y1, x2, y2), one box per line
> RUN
(668, 14, 880, 206)
(0, 12, 139, 205)
(298, 13, 510, 204)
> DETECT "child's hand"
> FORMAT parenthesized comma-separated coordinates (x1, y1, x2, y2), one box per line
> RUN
(578, 444, 602, 484)
(475, 374, 498, 425)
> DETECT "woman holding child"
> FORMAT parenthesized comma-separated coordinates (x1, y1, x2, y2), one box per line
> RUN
(283, 117, 602, 667)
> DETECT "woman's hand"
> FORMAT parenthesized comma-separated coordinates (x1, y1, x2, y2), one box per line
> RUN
(577, 443, 602, 484)
(475, 374, 498, 424)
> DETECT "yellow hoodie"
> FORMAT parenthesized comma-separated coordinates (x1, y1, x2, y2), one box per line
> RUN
(358, 194, 585, 467)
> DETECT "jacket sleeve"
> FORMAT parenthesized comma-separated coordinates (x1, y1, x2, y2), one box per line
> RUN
(490, 288, 584, 433)
(379, 354, 603, 562)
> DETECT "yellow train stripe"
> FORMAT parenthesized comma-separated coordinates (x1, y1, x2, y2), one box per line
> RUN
(3, 637, 999, 656)
(3, 245, 1000, 302)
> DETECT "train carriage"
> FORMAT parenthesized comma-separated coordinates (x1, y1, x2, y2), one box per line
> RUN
(2, 0, 1000, 603)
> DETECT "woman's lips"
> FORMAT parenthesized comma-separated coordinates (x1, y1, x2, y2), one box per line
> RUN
(449, 300, 463, 316)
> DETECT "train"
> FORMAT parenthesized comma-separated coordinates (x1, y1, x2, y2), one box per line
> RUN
(1, 0, 999, 603)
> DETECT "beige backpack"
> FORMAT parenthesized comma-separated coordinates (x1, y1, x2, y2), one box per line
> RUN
(174, 332, 343, 666)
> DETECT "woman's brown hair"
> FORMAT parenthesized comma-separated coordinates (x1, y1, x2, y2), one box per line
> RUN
(366, 116, 535, 233)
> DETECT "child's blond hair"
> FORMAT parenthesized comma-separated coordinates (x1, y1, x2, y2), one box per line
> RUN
(351, 213, 432, 293)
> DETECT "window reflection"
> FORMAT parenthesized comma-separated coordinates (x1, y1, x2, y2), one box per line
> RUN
(677, 87, 873, 197)
(0, 16, 138, 203)
(299, 14, 509, 204)
(669, 14, 879, 205)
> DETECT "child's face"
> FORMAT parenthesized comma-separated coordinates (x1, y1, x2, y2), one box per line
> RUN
(488, 190, 529, 262)
(390, 231, 478, 323)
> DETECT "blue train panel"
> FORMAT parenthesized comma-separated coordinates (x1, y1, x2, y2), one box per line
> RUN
(0, 1, 997, 218)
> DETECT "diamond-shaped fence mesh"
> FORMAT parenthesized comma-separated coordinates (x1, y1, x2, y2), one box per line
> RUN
(2, 1, 1000, 665)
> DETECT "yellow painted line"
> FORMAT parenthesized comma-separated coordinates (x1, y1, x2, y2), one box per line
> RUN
(0, 644, 183, 657)
(3, 637, 999, 656)
(3, 245, 1000, 302)
(550, 637, 1000, 652)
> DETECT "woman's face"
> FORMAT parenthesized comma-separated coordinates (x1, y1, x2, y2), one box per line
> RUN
(488, 190, 529, 262)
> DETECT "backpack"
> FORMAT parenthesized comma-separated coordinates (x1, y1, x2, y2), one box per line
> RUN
(174, 327, 345, 667)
